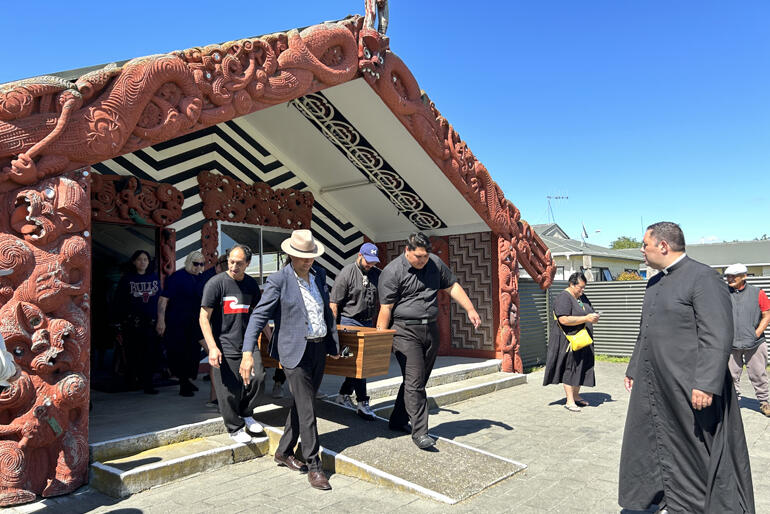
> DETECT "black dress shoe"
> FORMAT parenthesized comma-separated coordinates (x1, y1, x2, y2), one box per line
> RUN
(388, 422, 412, 434)
(413, 435, 435, 450)
(274, 453, 309, 473)
(179, 388, 194, 397)
(308, 470, 331, 490)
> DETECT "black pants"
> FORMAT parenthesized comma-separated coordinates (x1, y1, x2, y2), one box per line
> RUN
(165, 317, 202, 386)
(338, 316, 369, 401)
(389, 321, 440, 440)
(212, 353, 265, 433)
(278, 341, 326, 472)
(122, 317, 157, 390)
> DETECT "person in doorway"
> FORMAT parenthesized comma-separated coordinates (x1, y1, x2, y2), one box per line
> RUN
(724, 263, 770, 416)
(376, 232, 481, 450)
(619, 222, 754, 513)
(157, 251, 207, 397)
(542, 272, 599, 412)
(200, 245, 265, 443)
(242, 229, 340, 491)
(329, 242, 381, 421)
(114, 250, 161, 394)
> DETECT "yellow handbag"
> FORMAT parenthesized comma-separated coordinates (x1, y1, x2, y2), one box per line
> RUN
(553, 312, 593, 352)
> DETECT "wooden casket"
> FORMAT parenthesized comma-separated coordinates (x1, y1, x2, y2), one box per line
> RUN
(257, 325, 395, 379)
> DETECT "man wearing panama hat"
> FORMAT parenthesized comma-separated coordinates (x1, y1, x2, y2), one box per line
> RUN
(242, 229, 340, 490)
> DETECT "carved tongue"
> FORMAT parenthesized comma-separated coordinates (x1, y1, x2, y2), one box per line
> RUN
(21, 224, 38, 235)
(10, 206, 28, 227)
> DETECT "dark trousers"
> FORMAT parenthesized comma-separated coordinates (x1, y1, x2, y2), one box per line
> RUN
(389, 321, 440, 440)
(212, 353, 265, 433)
(338, 316, 369, 401)
(122, 318, 157, 390)
(165, 319, 202, 386)
(278, 341, 326, 472)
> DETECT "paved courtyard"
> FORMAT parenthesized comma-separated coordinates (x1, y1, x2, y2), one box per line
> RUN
(12, 361, 770, 513)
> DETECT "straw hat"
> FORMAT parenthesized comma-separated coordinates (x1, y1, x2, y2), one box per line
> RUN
(281, 229, 325, 258)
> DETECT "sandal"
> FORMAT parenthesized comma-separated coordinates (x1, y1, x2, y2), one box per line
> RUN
(564, 403, 582, 412)
(574, 399, 589, 407)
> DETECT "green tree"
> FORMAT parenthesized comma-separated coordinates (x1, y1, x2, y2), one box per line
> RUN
(610, 236, 641, 249)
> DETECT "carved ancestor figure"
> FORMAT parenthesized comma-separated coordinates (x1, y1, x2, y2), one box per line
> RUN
(497, 237, 522, 373)
(0, 170, 90, 506)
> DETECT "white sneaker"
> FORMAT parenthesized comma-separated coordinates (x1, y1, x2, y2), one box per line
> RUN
(243, 416, 264, 434)
(229, 428, 253, 444)
(272, 382, 284, 399)
(357, 400, 376, 421)
(334, 394, 356, 410)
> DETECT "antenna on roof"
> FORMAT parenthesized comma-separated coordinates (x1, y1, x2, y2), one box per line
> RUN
(546, 195, 568, 224)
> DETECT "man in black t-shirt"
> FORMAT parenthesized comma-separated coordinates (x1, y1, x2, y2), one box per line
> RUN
(329, 242, 381, 421)
(377, 232, 481, 450)
(200, 245, 265, 443)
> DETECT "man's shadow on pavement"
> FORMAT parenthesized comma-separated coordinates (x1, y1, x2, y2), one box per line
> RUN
(429, 418, 513, 440)
(547, 392, 615, 407)
(739, 396, 765, 414)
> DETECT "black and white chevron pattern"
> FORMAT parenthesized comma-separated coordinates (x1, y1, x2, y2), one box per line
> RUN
(92, 118, 364, 282)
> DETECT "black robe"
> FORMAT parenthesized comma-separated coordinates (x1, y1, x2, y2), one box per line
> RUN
(619, 256, 754, 513)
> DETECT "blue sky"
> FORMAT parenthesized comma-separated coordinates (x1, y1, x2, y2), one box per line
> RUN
(3, 1, 768, 247)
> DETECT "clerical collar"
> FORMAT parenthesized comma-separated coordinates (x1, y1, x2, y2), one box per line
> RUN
(660, 253, 687, 275)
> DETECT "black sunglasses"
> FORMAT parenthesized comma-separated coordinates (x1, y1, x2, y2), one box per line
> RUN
(192, 262, 205, 267)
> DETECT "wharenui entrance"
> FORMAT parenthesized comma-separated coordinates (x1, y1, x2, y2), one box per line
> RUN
(0, 0, 554, 506)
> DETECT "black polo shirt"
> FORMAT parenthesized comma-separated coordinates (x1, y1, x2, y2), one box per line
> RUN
(330, 262, 381, 321)
(378, 253, 457, 321)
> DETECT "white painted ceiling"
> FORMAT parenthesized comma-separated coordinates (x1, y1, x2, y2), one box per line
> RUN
(240, 79, 487, 242)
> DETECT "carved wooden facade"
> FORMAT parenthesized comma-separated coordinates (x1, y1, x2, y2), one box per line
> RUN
(0, 1, 554, 504)
(196, 170, 314, 267)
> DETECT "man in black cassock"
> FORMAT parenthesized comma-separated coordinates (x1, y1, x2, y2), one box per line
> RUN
(619, 222, 754, 514)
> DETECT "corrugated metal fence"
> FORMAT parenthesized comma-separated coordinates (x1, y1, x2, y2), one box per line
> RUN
(518, 277, 770, 368)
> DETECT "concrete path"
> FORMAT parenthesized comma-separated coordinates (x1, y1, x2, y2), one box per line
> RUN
(12, 361, 770, 513)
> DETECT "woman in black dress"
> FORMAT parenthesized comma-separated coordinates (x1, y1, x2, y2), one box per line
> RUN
(543, 272, 600, 411)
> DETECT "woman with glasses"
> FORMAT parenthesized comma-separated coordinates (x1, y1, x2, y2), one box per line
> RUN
(115, 249, 161, 394)
(157, 251, 208, 397)
(543, 271, 600, 412)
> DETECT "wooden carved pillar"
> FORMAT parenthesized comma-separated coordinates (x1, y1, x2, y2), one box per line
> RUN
(496, 235, 522, 373)
(0, 169, 92, 506)
(430, 236, 452, 355)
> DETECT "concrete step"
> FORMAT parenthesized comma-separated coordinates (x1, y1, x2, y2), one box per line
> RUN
(330, 371, 527, 418)
(90, 423, 269, 498)
(363, 358, 503, 401)
(88, 362, 524, 502)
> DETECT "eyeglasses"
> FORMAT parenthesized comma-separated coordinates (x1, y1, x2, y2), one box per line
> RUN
(192, 262, 205, 267)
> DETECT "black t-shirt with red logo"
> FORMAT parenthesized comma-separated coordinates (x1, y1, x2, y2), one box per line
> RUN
(201, 272, 261, 358)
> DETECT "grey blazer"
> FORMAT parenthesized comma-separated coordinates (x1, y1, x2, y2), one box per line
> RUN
(243, 263, 339, 369)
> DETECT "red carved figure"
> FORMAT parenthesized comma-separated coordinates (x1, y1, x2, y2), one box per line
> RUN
(0, 170, 90, 506)
(196, 170, 314, 266)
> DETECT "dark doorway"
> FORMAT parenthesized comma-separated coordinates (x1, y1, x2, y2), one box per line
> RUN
(91, 222, 161, 392)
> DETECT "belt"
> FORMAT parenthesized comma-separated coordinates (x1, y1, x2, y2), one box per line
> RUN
(397, 318, 436, 326)
(306, 337, 325, 343)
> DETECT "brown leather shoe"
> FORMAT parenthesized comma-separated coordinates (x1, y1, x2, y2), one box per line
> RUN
(760, 401, 770, 417)
(274, 453, 308, 473)
(308, 470, 331, 490)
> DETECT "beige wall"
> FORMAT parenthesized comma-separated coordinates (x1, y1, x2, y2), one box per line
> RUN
(551, 255, 642, 281)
